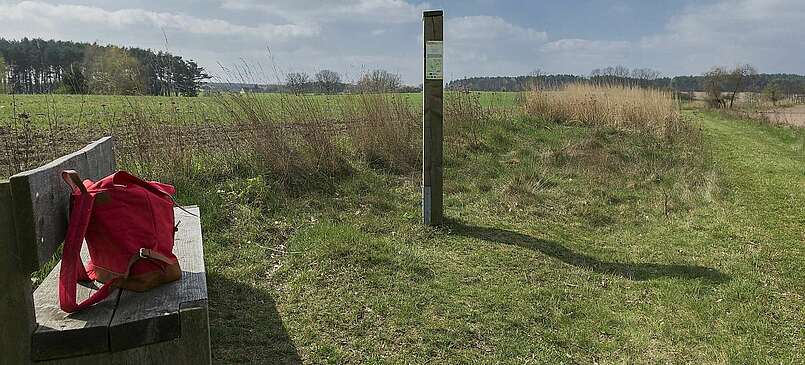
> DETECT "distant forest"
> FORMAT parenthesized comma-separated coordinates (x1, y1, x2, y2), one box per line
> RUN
(3, 39, 805, 98)
(0, 38, 210, 96)
(447, 73, 805, 94)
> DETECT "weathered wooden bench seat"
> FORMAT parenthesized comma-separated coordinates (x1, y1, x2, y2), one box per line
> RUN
(0, 137, 211, 364)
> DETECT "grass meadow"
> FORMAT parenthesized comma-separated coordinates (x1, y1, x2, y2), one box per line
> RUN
(2, 86, 804, 363)
(0, 91, 520, 127)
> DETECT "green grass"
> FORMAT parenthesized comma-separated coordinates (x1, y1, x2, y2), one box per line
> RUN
(7, 91, 801, 362)
(163, 107, 804, 363)
(0, 91, 521, 128)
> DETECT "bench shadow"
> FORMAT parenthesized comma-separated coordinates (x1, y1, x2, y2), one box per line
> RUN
(207, 273, 302, 364)
(446, 218, 730, 283)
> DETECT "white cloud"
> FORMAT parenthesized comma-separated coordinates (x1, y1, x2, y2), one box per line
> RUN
(539, 0, 805, 76)
(640, 0, 805, 74)
(440, 15, 549, 78)
(1, 0, 803, 84)
(542, 39, 631, 53)
(0, 1, 318, 40)
(220, 0, 430, 24)
(447, 16, 547, 43)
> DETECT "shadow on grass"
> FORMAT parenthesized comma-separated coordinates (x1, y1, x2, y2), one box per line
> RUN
(207, 273, 302, 364)
(447, 219, 730, 283)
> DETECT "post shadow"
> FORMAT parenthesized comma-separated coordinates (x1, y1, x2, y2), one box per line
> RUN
(446, 218, 730, 283)
(207, 273, 302, 364)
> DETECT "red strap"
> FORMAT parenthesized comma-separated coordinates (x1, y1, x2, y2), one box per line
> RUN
(59, 174, 116, 313)
(113, 171, 175, 198)
(115, 170, 197, 217)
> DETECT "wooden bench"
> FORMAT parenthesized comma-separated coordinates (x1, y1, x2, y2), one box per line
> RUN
(0, 137, 211, 364)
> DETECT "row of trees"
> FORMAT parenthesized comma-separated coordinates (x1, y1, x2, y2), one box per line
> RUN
(701, 65, 805, 107)
(285, 69, 408, 94)
(447, 74, 586, 91)
(447, 66, 805, 98)
(447, 67, 667, 91)
(285, 70, 345, 94)
(0, 38, 210, 96)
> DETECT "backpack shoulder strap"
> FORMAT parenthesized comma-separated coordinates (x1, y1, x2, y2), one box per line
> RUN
(112, 171, 175, 197)
(112, 170, 197, 217)
(58, 171, 117, 313)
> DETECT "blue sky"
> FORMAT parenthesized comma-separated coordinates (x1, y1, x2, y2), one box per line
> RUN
(1, 0, 803, 84)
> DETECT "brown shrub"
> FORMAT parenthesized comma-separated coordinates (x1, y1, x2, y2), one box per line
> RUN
(523, 83, 682, 137)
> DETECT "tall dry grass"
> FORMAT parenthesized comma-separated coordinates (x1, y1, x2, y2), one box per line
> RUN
(523, 83, 682, 137)
(211, 92, 350, 187)
(341, 93, 420, 173)
(0, 90, 424, 190)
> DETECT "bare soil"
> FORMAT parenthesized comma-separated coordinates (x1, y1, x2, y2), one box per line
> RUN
(759, 105, 805, 127)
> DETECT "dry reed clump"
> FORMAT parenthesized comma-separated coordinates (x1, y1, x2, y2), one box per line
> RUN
(341, 93, 421, 173)
(523, 83, 682, 136)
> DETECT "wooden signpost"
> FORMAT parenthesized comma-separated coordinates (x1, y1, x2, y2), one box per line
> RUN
(423, 10, 444, 226)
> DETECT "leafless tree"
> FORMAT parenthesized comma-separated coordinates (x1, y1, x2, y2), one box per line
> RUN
(594, 66, 629, 78)
(702, 66, 730, 108)
(726, 64, 757, 108)
(315, 69, 341, 94)
(703, 66, 728, 108)
(357, 69, 401, 93)
(631, 68, 662, 80)
(612, 65, 631, 78)
(286, 72, 309, 95)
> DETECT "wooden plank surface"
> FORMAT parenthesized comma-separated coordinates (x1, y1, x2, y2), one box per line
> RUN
(9, 137, 115, 273)
(0, 180, 37, 365)
(31, 245, 120, 362)
(109, 206, 207, 352)
(36, 301, 210, 365)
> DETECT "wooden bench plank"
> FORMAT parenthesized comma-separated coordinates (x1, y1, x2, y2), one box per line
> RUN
(35, 301, 210, 365)
(31, 245, 120, 362)
(10, 137, 115, 273)
(108, 206, 207, 352)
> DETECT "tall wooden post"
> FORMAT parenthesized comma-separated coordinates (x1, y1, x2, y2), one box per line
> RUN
(423, 10, 444, 226)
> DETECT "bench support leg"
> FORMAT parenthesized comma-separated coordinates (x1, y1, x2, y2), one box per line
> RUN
(0, 268, 36, 365)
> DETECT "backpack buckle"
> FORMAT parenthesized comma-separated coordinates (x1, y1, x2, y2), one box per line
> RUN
(139, 248, 148, 259)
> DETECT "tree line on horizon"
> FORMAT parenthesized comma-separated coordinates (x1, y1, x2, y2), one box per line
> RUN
(0, 38, 210, 96)
(446, 67, 805, 96)
(211, 68, 422, 95)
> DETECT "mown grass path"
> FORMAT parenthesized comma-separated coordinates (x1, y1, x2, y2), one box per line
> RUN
(681, 111, 804, 362)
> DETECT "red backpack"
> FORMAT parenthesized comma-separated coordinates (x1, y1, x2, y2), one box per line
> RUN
(59, 170, 182, 313)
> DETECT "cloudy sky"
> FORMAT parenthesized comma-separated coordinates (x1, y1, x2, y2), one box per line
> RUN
(1, 0, 803, 84)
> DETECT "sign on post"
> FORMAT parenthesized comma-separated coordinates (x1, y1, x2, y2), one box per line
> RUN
(423, 10, 443, 226)
(425, 41, 443, 80)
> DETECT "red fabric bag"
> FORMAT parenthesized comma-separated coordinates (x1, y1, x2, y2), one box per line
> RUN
(59, 170, 182, 313)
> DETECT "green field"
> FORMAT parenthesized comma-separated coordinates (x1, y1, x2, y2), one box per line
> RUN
(0, 92, 521, 128)
(6, 92, 805, 363)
